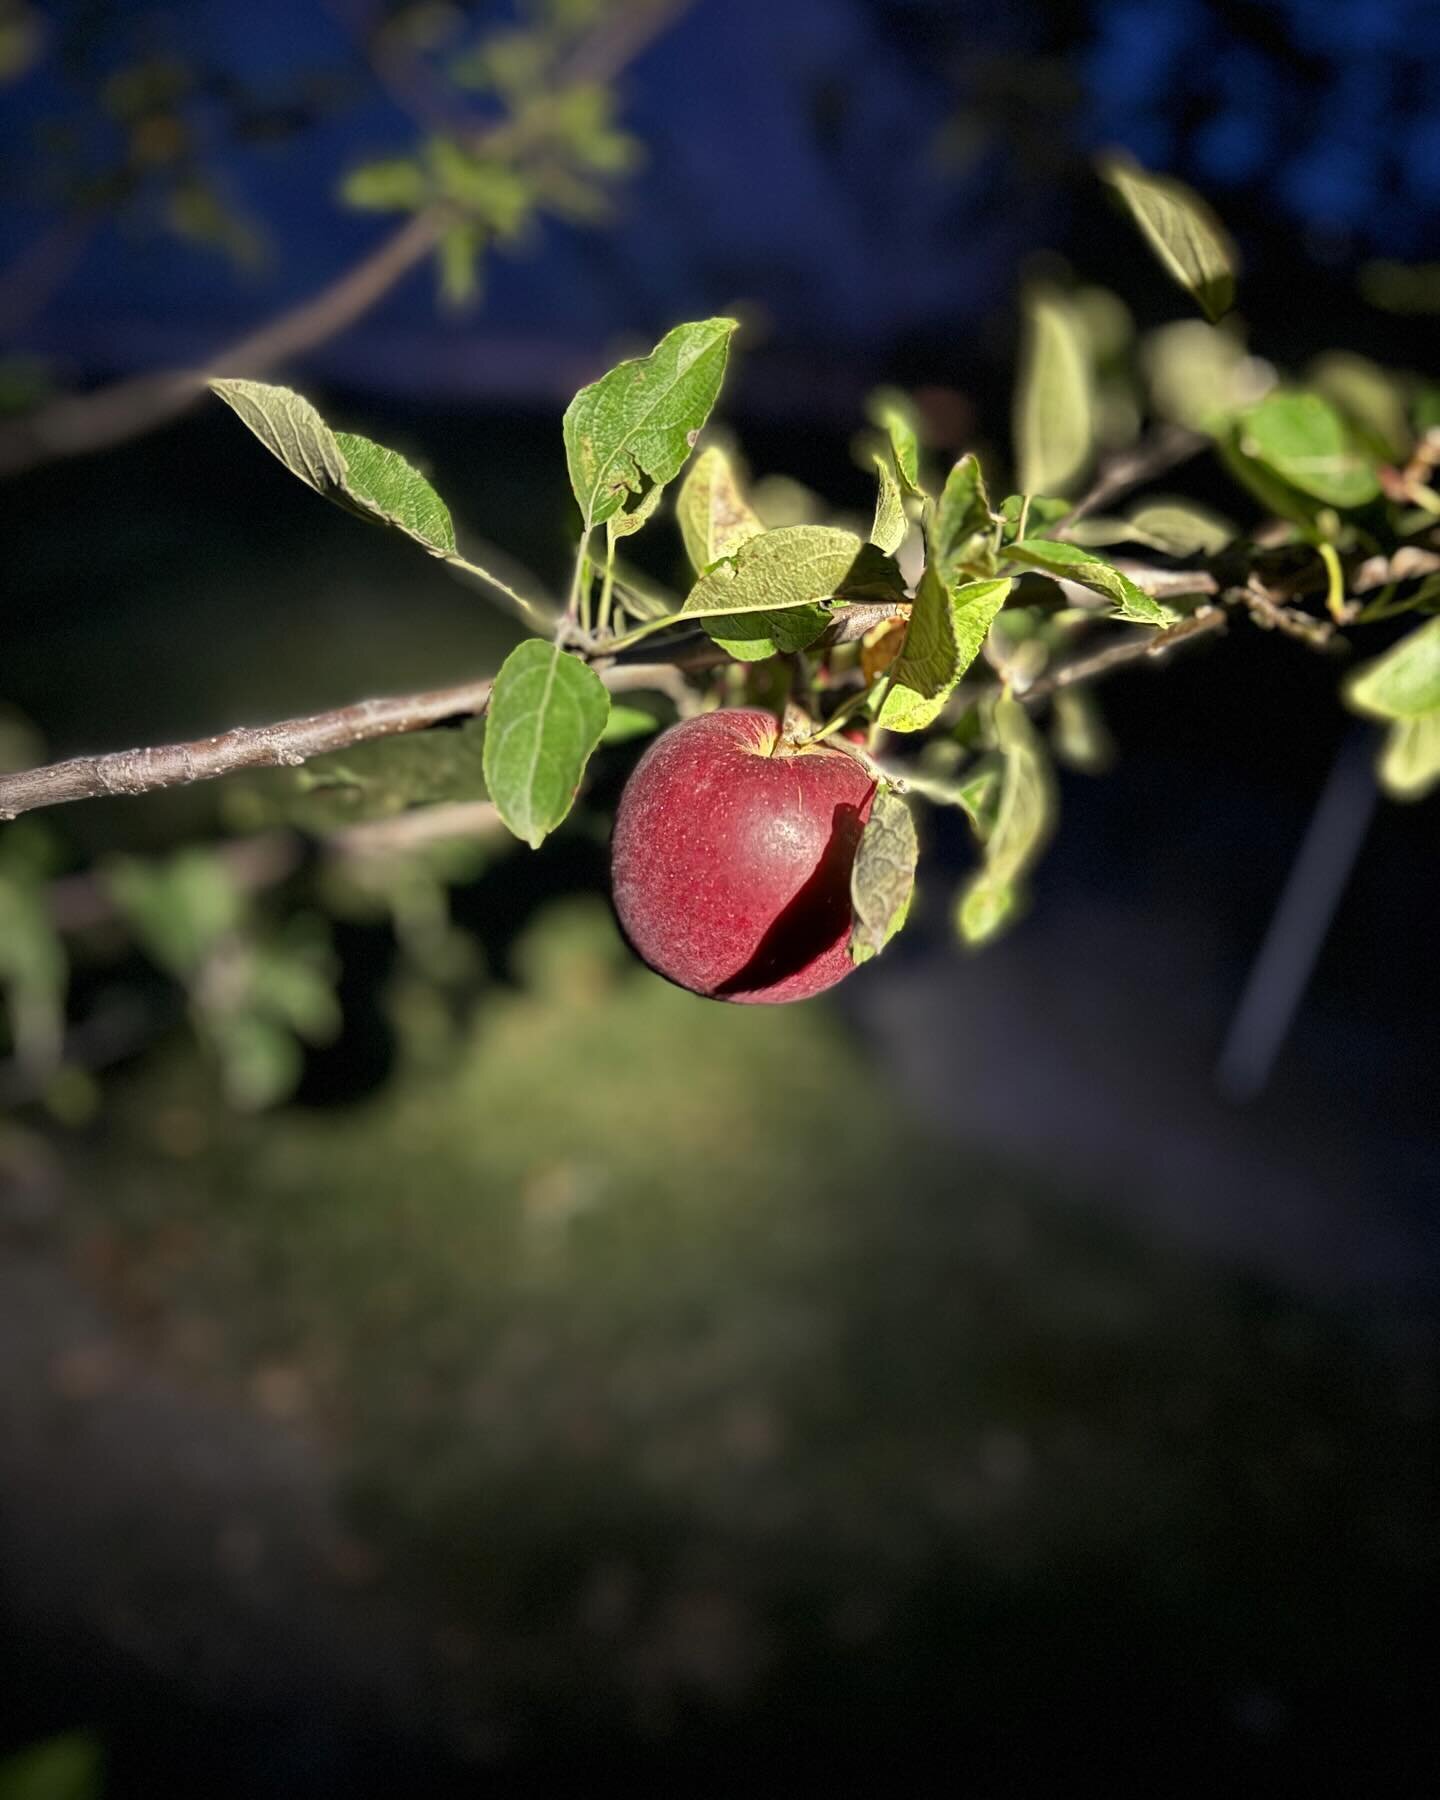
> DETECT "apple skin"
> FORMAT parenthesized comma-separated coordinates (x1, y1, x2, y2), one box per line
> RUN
(610, 708, 876, 1004)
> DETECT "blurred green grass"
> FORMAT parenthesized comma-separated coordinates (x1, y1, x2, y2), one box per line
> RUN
(54, 896, 1431, 1766)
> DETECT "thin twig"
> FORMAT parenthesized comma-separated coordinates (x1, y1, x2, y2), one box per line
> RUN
(1020, 606, 1227, 701)
(1054, 426, 1208, 538)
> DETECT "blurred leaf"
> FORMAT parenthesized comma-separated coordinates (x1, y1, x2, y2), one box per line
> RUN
(904, 759, 1001, 837)
(1069, 500, 1234, 558)
(1346, 618, 1440, 719)
(957, 696, 1056, 946)
(437, 222, 484, 307)
(866, 388, 925, 496)
(234, 719, 488, 831)
(1101, 154, 1237, 323)
(849, 788, 918, 964)
(1008, 539, 1171, 626)
(0, 872, 66, 1078)
(1051, 686, 1115, 773)
(600, 704, 661, 745)
(1142, 319, 1272, 434)
(482, 641, 609, 848)
(425, 138, 530, 233)
(1232, 391, 1380, 510)
(0, 1732, 103, 1800)
(210, 381, 457, 556)
(1309, 352, 1412, 463)
(676, 444, 764, 576)
(209, 1008, 302, 1114)
(870, 453, 907, 555)
(1375, 712, 1440, 800)
(341, 155, 427, 211)
(563, 318, 737, 532)
(1014, 287, 1093, 498)
(931, 453, 995, 582)
(998, 494, 1070, 543)
(878, 575, 1012, 733)
(0, 4, 45, 87)
(676, 525, 869, 661)
(108, 849, 244, 978)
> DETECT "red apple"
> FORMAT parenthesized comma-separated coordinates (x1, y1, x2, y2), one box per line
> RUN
(610, 708, 876, 1004)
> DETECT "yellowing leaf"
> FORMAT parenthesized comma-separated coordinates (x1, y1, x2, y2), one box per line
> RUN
(563, 318, 737, 532)
(676, 444, 764, 574)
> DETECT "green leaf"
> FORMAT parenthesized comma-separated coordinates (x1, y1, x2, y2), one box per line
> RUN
(1008, 538, 1171, 626)
(0, 1732, 104, 1800)
(1014, 287, 1093, 498)
(676, 525, 874, 661)
(229, 718, 490, 831)
(1073, 499, 1234, 558)
(1101, 154, 1238, 323)
(1051, 686, 1115, 774)
(600, 703, 662, 745)
(1376, 712, 1440, 800)
(878, 574, 1012, 733)
(870, 452, 907, 554)
(341, 156, 427, 212)
(849, 787, 919, 964)
(108, 849, 245, 979)
(563, 318, 737, 531)
(998, 494, 1070, 544)
(867, 388, 925, 496)
(931, 453, 995, 582)
(903, 758, 1001, 838)
(675, 444, 764, 575)
(1232, 391, 1380, 510)
(1346, 617, 1440, 719)
(210, 380, 457, 557)
(331, 431, 457, 554)
(605, 475, 665, 542)
(482, 640, 610, 848)
(1309, 351, 1412, 463)
(0, 873, 67, 1077)
(957, 695, 1056, 946)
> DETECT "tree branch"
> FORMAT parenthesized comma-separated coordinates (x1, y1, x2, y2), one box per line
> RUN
(0, 662, 688, 822)
(0, 1, 688, 481)
(1020, 605, 1228, 701)
(1054, 426, 1208, 537)
(0, 209, 449, 480)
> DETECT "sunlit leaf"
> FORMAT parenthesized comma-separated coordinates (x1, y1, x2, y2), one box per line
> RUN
(481, 640, 609, 848)
(867, 387, 925, 496)
(600, 703, 662, 745)
(1008, 538, 1171, 626)
(1346, 617, 1440, 719)
(1014, 287, 1093, 498)
(675, 444, 764, 575)
(931, 453, 995, 581)
(878, 574, 1012, 733)
(1376, 712, 1440, 800)
(1232, 391, 1380, 510)
(1101, 154, 1238, 323)
(957, 695, 1056, 945)
(870, 452, 907, 554)
(211, 380, 457, 556)
(563, 318, 737, 531)
(676, 525, 881, 661)
(849, 787, 919, 964)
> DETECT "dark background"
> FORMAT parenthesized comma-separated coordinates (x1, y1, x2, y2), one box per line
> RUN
(1, 2, 1437, 1793)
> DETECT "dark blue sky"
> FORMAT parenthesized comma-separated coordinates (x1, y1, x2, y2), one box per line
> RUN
(3, 0, 1438, 406)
